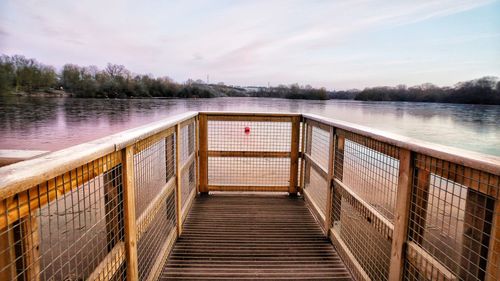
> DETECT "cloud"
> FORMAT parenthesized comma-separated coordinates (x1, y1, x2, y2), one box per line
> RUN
(0, 0, 498, 88)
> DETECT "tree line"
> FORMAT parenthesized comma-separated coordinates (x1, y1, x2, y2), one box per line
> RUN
(354, 78, 500, 105)
(1, 54, 499, 104)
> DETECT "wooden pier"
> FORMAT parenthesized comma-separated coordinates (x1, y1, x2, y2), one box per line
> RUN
(0, 111, 499, 281)
(161, 195, 352, 280)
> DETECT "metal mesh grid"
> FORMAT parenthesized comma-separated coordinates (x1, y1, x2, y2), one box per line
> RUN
(0, 153, 126, 281)
(337, 133, 400, 221)
(180, 121, 195, 165)
(208, 157, 290, 186)
(181, 160, 196, 209)
(133, 133, 176, 218)
(404, 155, 498, 281)
(310, 126, 330, 170)
(208, 120, 291, 152)
(137, 190, 176, 281)
(332, 182, 391, 281)
(304, 163, 329, 216)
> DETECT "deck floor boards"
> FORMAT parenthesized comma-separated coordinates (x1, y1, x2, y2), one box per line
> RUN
(160, 195, 352, 280)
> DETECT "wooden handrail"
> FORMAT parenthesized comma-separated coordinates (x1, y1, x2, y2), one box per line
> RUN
(303, 113, 500, 176)
(0, 111, 198, 198)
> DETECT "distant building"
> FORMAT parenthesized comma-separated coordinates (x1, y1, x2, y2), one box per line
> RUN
(242, 86, 267, 92)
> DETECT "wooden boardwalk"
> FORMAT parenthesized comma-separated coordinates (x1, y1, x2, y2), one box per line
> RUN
(161, 194, 352, 280)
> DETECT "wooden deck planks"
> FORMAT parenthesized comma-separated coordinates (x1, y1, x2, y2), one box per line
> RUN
(161, 195, 352, 280)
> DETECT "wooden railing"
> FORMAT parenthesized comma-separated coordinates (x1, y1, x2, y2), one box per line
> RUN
(0, 111, 198, 281)
(0, 111, 499, 281)
(301, 113, 500, 281)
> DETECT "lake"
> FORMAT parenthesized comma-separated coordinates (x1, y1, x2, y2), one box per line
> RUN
(0, 96, 499, 156)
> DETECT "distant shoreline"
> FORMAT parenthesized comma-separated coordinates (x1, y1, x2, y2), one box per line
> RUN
(3, 90, 500, 106)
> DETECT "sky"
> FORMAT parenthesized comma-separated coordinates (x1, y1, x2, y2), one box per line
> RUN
(0, 0, 499, 90)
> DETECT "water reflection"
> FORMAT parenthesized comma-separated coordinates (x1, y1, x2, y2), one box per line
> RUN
(0, 96, 498, 155)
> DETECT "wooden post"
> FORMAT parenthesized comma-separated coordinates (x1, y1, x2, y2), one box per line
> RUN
(486, 193, 500, 281)
(198, 114, 208, 195)
(165, 133, 175, 181)
(20, 216, 40, 281)
(459, 189, 494, 280)
(324, 127, 335, 234)
(0, 225, 16, 279)
(303, 123, 313, 188)
(332, 135, 345, 223)
(104, 168, 124, 252)
(408, 168, 430, 244)
(195, 116, 200, 193)
(289, 116, 300, 195)
(389, 148, 414, 281)
(299, 119, 306, 193)
(175, 124, 183, 236)
(122, 146, 138, 281)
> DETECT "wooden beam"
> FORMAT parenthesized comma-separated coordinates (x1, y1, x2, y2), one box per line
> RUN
(180, 117, 195, 129)
(415, 154, 499, 199)
(132, 127, 174, 154)
(181, 188, 196, 226)
(336, 129, 399, 159)
(87, 242, 125, 281)
(334, 179, 394, 240)
(122, 146, 138, 281)
(207, 151, 291, 158)
(175, 124, 183, 236)
(389, 148, 414, 281)
(329, 227, 371, 281)
(145, 227, 177, 281)
(180, 152, 196, 173)
(136, 178, 176, 240)
(206, 115, 292, 122)
(207, 185, 289, 192)
(305, 118, 331, 132)
(303, 188, 326, 229)
(406, 241, 458, 281)
(198, 114, 208, 194)
(0, 152, 122, 229)
(290, 116, 300, 195)
(303, 153, 329, 180)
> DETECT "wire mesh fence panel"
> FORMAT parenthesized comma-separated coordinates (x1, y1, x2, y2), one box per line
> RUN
(404, 155, 499, 281)
(137, 191, 176, 281)
(134, 133, 175, 219)
(0, 152, 126, 281)
(310, 126, 330, 171)
(208, 120, 291, 152)
(338, 131, 400, 221)
(332, 182, 392, 281)
(206, 118, 293, 190)
(181, 160, 196, 209)
(180, 121, 195, 166)
(208, 157, 290, 187)
(304, 163, 329, 216)
(302, 122, 331, 217)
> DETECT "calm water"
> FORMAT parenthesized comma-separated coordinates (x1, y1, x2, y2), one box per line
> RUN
(0, 96, 499, 155)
